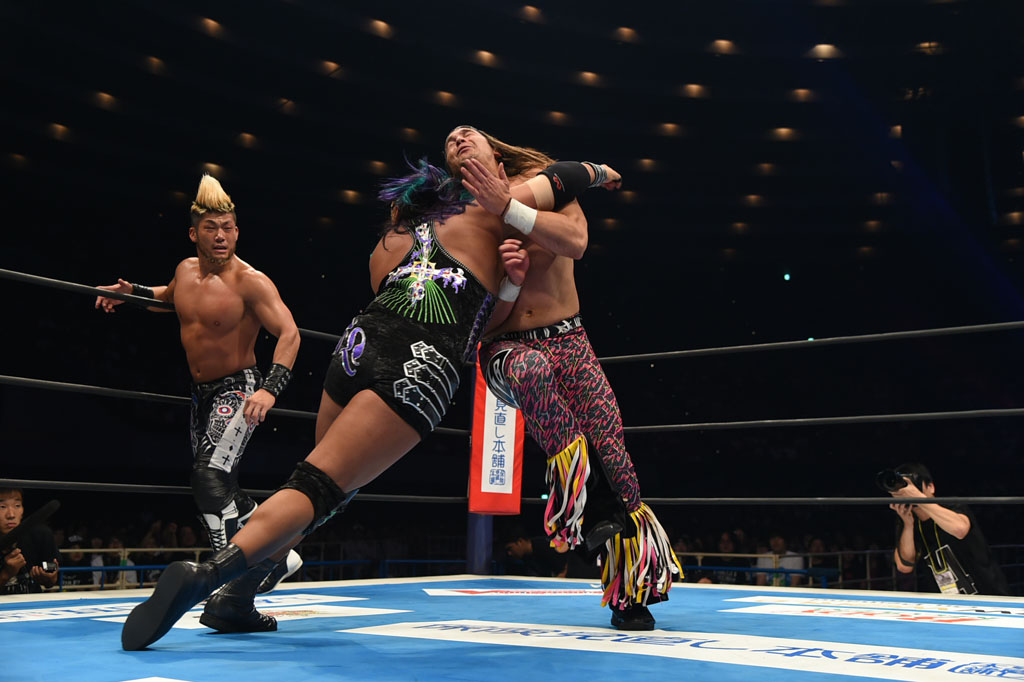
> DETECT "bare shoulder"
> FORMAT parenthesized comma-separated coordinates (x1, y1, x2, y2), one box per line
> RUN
(175, 257, 199, 275)
(235, 259, 277, 292)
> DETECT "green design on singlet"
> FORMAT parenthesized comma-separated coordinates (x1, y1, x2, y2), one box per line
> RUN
(378, 223, 467, 324)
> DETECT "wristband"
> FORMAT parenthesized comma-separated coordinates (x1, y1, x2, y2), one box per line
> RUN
(262, 363, 292, 398)
(130, 283, 155, 299)
(502, 198, 537, 235)
(498, 277, 522, 302)
(583, 162, 608, 188)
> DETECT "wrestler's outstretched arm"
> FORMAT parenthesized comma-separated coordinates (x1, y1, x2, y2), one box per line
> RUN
(95, 275, 176, 313)
(460, 159, 621, 260)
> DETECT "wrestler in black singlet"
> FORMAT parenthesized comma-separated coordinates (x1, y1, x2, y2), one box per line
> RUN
(324, 221, 494, 438)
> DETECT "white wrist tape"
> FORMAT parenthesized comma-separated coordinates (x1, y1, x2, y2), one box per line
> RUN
(502, 198, 537, 235)
(498, 277, 522, 302)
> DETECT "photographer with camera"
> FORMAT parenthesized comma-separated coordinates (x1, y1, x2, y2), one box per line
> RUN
(1, 488, 60, 594)
(880, 463, 1009, 595)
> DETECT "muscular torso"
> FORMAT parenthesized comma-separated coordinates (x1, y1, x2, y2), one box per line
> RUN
(172, 258, 262, 381)
(369, 203, 506, 295)
(493, 245, 580, 333)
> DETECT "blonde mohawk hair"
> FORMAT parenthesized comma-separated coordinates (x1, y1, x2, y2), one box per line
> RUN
(191, 174, 235, 216)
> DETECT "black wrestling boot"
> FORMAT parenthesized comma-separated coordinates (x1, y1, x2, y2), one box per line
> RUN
(581, 463, 629, 553)
(610, 604, 656, 631)
(121, 543, 248, 650)
(200, 557, 279, 633)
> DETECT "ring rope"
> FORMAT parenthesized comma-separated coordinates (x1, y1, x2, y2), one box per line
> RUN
(3, 374, 1023, 435)
(0, 267, 336, 343)
(597, 320, 1024, 364)
(4, 267, 1024, 361)
(621, 408, 1024, 433)
(3, 479, 1021, 506)
(0, 375, 470, 437)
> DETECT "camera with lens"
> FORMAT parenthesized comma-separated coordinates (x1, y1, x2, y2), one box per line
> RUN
(41, 561, 57, 572)
(875, 469, 922, 492)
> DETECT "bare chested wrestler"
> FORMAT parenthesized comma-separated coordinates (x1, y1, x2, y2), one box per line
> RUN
(456, 127, 682, 631)
(95, 175, 301, 633)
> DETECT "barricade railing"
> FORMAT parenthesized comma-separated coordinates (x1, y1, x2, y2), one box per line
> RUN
(45, 545, 1024, 594)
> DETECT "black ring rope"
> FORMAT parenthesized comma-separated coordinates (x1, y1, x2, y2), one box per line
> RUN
(598, 320, 1024, 364)
(623, 408, 1024, 433)
(0, 375, 470, 437)
(4, 267, 1024, 362)
(3, 479, 1021, 506)
(0, 267, 335, 343)
(3, 374, 1024, 435)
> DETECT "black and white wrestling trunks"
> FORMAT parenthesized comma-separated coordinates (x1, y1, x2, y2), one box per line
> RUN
(189, 366, 262, 550)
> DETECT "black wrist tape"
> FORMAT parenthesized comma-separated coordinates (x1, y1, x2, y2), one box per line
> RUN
(262, 363, 292, 397)
(539, 161, 594, 210)
(130, 283, 155, 299)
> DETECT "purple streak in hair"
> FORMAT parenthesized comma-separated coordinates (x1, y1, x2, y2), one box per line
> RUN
(379, 157, 474, 227)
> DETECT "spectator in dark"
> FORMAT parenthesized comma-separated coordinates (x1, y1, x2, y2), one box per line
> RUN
(60, 534, 93, 587)
(104, 536, 137, 587)
(1, 488, 59, 594)
(755, 533, 806, 587)
(672, 534, 710, 583)
(806, 537, 839, 587)
(711, 531, 751, 585)
(178, 525, 199, 550)
(89, 535, 107, 586)
(887, 462, 1009, 595)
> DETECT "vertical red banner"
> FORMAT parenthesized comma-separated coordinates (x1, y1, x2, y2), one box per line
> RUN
(469, 355, 524, 514)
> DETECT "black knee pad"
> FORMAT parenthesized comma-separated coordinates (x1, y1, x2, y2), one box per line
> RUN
(191, 467, 236, 513)
(192, 468, 256, 550)
(280, 461, 358, 535)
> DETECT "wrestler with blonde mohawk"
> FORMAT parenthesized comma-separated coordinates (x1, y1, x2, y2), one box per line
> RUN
(95, 174, 303, 632)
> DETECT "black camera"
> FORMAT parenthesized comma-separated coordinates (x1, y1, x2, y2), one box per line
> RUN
(875, 469, 921, 492)
(41, 561, 57, 572)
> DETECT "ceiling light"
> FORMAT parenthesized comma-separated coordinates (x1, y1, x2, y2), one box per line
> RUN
(709, 39, 737, 55)
(520, 6, 543, 22)
(681, 83, 707, 98)
(474, 50, 498, 67)
(144, 56, 165, 74)
(49, 123, 69, 140)
(199, 17, 223, 37)
(434, 91, 457, 106)
(614, 27, 638, 43)
(94, 92, 117, 110)
(807, 44, 842, 59)
(368, 19, 393, 38)
(320, 60, 344, 78)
